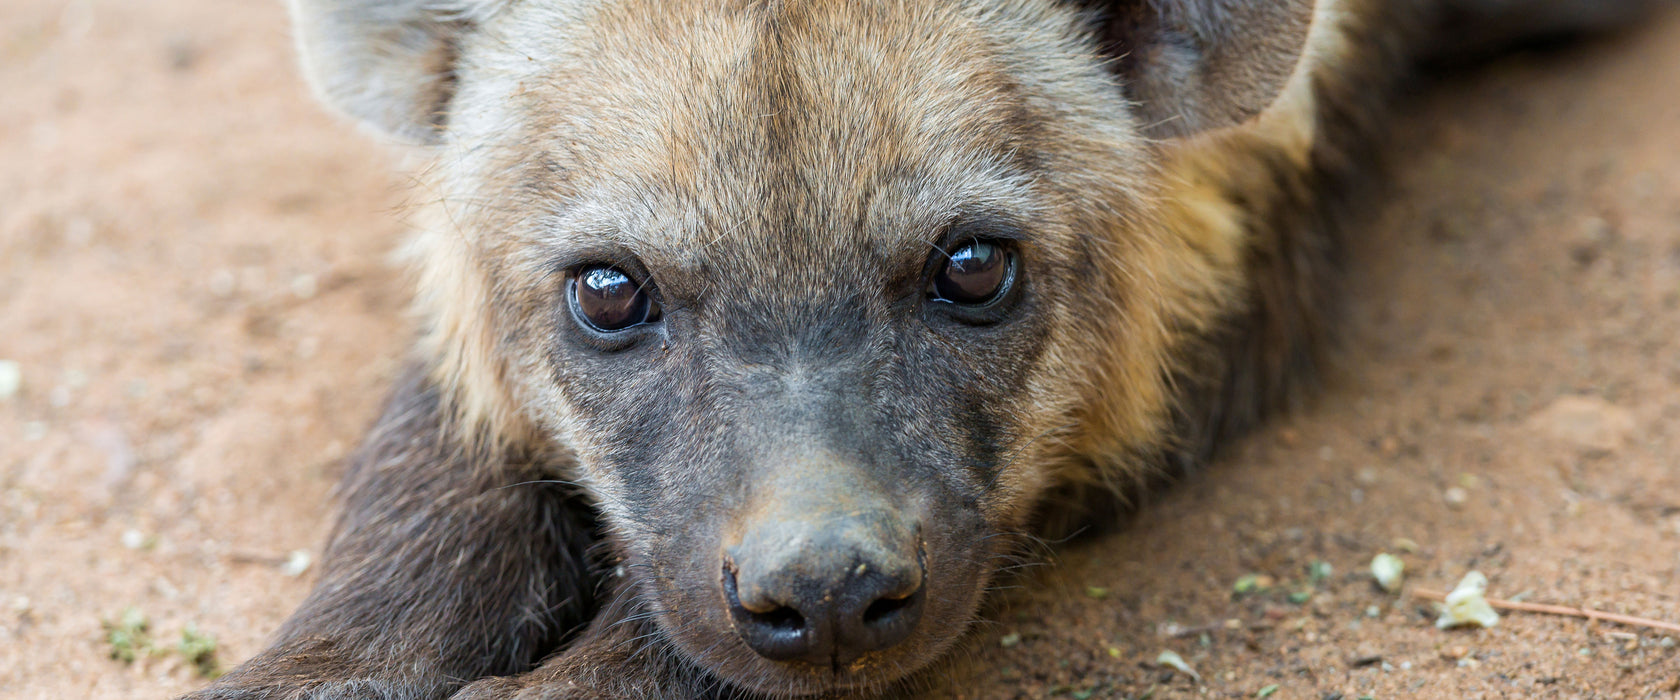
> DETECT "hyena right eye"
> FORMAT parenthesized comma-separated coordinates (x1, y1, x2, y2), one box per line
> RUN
(929, 238, 1016, 307)
(570, 266, 662, 333)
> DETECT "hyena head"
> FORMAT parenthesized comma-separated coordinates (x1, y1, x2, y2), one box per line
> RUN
(290, 0, 1314, 694)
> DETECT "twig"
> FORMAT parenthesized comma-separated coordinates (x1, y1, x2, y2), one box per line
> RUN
(1161, 620, 1272, 638)
(1163, 622, 1224, 639)
(1412, 587, 1680, 635)
(226, 550, 288, 566)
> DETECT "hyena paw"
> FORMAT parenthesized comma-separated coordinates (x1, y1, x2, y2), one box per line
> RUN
(182, 678, 442, 700)
(449, 676, 522, 700)
(451, 676, 611, 700)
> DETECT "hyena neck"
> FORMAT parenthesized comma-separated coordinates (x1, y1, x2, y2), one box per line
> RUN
(1062, 0, 1423, 532)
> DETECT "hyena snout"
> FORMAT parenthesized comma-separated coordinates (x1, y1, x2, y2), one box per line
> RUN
(723, 479, 925, 667)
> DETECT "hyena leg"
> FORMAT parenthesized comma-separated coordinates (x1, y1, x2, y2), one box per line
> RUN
(185, 366, 599, 700)
(452, 585, 713, 700)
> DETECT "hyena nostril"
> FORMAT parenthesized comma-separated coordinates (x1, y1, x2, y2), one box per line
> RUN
(724, 564, 820, 662)
(862, 589, 917, 626)
(752, 605, 805, 633)
(727, 568, 805, 632)
(843, 565, 926, 656)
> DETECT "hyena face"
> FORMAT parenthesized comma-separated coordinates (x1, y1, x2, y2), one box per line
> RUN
(289, 0, 1314, 694)
(451, 5, 1131, 691)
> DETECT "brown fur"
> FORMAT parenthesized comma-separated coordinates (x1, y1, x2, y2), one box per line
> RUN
(185, 1, 1662, 698)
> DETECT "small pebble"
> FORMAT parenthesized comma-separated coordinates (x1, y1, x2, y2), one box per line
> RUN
(1378, 435, 1400, 455)
(208, 269, 237, 297)
(1528, 395, 1635, 453)
(1349, 653, 1383, 668)
(1443, 487, 1469, 507)
(0, 360, 20, 400)
(1155, 649, 1200, 681)
(1436, 571, 1499, 629)
(281, 549, 313, 577)
(1371, 554, 1405, 593)
(120, 529, 148, 550)
(63, 218, 94, 246)
(291, 274, 318, 300)
(1235, 573, 1267, 595)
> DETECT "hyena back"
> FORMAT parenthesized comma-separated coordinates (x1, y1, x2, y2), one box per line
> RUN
(187, 0, 1663, 698)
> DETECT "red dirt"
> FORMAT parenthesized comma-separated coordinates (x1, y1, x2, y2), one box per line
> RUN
(2, 1, 1677, 698)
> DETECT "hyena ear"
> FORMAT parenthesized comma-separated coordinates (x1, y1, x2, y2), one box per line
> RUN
(287, 0, 483, 144)
(1079, 0, 1317, 139)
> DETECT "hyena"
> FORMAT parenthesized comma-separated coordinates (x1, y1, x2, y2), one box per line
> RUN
(188, 0, 1662, 698)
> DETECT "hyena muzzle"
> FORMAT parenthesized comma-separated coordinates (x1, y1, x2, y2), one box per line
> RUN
(186, 0, 1664, 698)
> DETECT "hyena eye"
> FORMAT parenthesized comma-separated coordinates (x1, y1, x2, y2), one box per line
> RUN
(930, 239, 1014, 306)
(571, 266, 662, 332)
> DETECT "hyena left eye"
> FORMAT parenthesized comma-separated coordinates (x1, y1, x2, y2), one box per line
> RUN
(930, 239, 1014, 306)
(571, 266, 662, 332)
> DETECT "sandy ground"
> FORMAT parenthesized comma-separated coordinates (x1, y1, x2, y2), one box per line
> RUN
(1, 1, 1677, 699)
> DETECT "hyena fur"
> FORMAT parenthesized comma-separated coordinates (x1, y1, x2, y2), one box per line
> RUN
(186, 0, 1664, 698)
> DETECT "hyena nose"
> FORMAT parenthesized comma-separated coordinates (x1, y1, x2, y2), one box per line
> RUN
(724, 514, 925, 666)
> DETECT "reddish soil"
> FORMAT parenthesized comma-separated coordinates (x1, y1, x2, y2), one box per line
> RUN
(2, 2, 1677, 699)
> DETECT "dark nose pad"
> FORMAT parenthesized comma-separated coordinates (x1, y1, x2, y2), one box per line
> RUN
(724, 551, 926, 666)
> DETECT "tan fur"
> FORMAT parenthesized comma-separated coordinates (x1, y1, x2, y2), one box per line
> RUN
(191, 0, 1663, 697)
(1069, 0, 1357, 491)
(392, 0, 1348, 509)
(405, 0, 1157, 498)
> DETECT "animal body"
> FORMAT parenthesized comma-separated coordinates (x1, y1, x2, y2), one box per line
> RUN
(186, 0, 1662, 698)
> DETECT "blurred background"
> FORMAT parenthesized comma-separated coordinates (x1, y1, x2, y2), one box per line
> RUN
(1, 1, 1678, 698)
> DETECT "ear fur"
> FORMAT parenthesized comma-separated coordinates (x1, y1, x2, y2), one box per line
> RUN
(1077, 0, 1317, 139)
(286, 0, 494, 144)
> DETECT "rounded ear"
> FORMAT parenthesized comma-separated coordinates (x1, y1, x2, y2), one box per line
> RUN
(1078, 0, 1317, 139)
(287, 0, 485, 144)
